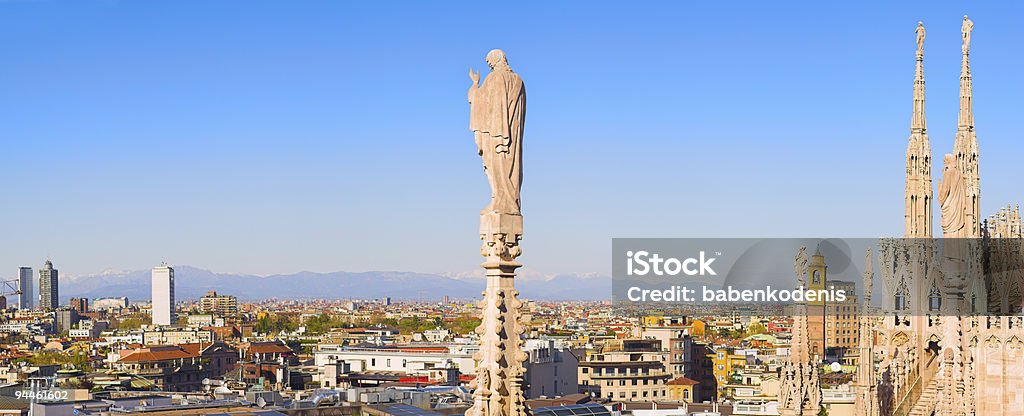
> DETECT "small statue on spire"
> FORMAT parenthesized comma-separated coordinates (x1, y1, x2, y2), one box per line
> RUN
(961, 15, 973, 54)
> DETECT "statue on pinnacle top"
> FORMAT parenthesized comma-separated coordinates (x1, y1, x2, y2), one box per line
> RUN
(468, 49, 526, 217)
(961, 15, 973, 54)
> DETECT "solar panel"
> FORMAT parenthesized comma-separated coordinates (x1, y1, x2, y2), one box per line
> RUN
(532, 403, 611, 416)
(375, 404, 443, 416)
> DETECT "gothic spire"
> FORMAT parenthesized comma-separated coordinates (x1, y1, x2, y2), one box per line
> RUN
(958, 15, 974, 131)
(912, 22, 926, 135)
(953, 15, 980, 237)
(905, 22, 932, 239)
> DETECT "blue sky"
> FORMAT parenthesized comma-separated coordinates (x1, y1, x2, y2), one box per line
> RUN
(1, 1, 1022, 277)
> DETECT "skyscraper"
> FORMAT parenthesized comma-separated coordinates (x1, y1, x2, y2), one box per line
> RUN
(38, 261, 58, 311)
(18, 267, 33, 310)
(151, 264, 175, 326)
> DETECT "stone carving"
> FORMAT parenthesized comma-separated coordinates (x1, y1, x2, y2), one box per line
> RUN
(961, 15, 973, 53)
(794, 246, 808, 287)
(779, 246, 821, 416)
(938, 154, 968, 238)
(469, 49, 526, 216)
(467, 49, 529, 416)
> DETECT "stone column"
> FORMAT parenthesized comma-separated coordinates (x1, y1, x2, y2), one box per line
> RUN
(468, 212, 529, 416)
(855, 249, 878, 416)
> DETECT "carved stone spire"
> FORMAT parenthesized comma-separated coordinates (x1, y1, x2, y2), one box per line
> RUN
(466, 50, 530, 416)
(906, 22, 933, 238)
(854, 249, 878, 416)
(953, 16, 980, 237)
(912, 22, 927, 135)
(779, 247, 821, 416)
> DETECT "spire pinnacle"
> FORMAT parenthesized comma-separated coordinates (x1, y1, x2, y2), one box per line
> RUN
(905, 21, 933, 239)
(912, 22, 926, 134)
(959, 16, 974, 130)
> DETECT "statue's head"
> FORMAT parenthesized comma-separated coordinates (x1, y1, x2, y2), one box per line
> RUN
(486, 49, 510, 71)
(944, 154, 957, 170)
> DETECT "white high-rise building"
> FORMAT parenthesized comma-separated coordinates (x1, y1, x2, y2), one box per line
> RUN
(18, 267, 33, 310)
(38, 261, 58, 310)
(151, 264, 175, 326)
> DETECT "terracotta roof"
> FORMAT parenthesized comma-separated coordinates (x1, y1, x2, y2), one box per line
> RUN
(666, 377, 699, 386)
(248, 342, 292, 354)
(178, 343, 204, 355)
(117, 345, 198, 362)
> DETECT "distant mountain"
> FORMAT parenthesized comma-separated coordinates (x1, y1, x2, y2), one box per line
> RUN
(59, 266, 610, 302)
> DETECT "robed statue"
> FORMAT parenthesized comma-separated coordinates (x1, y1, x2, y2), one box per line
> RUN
(794, 246, 808, 287)
(468, 49, 526, 216)
(961, 16, 973, 53)
(938, 154, 968, 238)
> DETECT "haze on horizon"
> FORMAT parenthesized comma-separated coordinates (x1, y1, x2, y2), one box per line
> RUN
(2, 2, 1023, 278)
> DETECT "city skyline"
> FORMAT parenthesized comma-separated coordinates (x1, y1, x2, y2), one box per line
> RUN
(3, 2, 1024, 278)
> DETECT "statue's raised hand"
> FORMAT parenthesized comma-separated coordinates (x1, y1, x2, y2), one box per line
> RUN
(469, 68, 480, 86)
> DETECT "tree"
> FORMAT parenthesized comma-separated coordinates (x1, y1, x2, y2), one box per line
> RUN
(450, 314, 482, 335)
(746, 323, 768, 337)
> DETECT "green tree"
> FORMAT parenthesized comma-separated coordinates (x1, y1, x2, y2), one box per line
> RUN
(746, 323, 768, 337)
(449, 314, 481, 335)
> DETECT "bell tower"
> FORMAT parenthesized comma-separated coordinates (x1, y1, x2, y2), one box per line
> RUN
(806, 248, 827, 359)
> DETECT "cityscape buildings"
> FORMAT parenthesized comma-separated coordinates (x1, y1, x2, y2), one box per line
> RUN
(0, 8, 1021, 416)
(200, 290, 239, 317)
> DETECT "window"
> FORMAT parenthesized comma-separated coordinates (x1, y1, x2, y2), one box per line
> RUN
(929, 283, 942, 311)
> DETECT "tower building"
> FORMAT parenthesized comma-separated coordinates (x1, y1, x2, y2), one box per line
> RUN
(151, 264, 175, 326)
(805, 249, 827, 360)
(38, 261, 58, 311)
(18, 267, 33, 310)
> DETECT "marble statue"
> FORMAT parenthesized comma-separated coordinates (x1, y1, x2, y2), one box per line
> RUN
(466, 49, 529, 416)
(962, 15, 973, 53)
(469, 49, 526, 216)
(938, 154, 968, 238)
(794, 246, 808, 287)
(915, 22, 925, 56)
